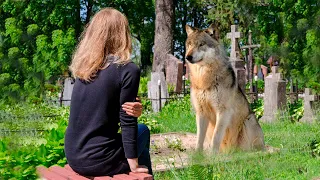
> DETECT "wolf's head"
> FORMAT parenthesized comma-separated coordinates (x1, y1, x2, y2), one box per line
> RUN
(185, 24, 223, 65)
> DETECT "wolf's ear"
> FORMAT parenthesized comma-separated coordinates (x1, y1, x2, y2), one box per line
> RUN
(186, 25, 195, 36)
(204, 23, 220, 40)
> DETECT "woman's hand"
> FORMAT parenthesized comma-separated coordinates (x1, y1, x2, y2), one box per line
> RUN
(122, 97, 143, 117)
(127, 158, 148, 173)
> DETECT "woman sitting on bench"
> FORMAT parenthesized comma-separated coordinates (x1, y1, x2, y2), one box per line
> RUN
(64, 7, 152, 177)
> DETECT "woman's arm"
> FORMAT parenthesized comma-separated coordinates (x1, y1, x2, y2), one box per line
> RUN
(119, 63, 148, 173)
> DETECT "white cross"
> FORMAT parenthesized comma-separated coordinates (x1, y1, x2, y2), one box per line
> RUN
(303, 88, 318, 119)
(227, 25, 241, 60)
(304, 88, 317, 102)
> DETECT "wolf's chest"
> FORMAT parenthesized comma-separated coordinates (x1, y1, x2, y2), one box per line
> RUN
(191, 89, 219, 114)
(190, 71, 219, 90)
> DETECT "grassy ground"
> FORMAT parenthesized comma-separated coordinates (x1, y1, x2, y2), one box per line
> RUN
(2, 98, 319, 179)
(150, 97, 320, 179)
(153, 121, 320, 180)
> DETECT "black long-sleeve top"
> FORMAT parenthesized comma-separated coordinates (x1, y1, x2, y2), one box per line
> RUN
(64, 61, 140, 176)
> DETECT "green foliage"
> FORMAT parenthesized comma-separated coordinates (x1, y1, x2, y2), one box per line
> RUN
(0, 125, 67, 179)
(198, 0, 320, 90)
(155, 121, 320, 179)
(250, 98, 264, 120)
(138, 111, 161, 134)
(167, 84, 175, 93)
(310, 138, 320, 157)
(0, 102, 69, 180)
(0, 0, 155, 102)
(250, 97, 304, 122)
(165, 136, 186, 152)
(153, 95, 196, 133)
(287, 99, 304, 122)
(138, 76, 149, 95)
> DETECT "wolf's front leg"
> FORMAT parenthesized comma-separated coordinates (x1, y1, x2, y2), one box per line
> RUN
(196, 114, 209, 151)
(211, 111, 233, 152)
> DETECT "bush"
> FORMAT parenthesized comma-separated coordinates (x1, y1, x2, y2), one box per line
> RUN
(0, 102, 68, 179)
(250, 99, 264, 120)
(287, 99, 304, 122)
(310, 139, 320, 157)
(0, 117, 67, 179)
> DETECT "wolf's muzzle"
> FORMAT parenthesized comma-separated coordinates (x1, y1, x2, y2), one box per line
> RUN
(186, 55, 193, 62)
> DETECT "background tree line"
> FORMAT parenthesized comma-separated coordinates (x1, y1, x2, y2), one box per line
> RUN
(0, 0, 319, 103)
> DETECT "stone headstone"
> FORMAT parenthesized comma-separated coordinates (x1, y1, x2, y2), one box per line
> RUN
(61, 77, 75, 106)
(300, 88, 318, 123)
(232, 61, 246, 93)
(261, 66, 287, 122)
(166, 54, 183, 93)
(227, 25, 246, 92)
(148, 72, 169, 112)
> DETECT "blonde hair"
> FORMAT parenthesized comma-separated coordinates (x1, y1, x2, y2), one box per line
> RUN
(70, 8, 132, 81)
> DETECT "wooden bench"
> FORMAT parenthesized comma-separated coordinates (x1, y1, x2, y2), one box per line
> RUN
(37, 164, 153, 180)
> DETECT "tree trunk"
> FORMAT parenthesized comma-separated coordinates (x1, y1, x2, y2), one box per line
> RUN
(85, 0, 93, 24)
(75, 0, 82, 39)
(152, 0, 174, 73)
(141, 37, 153, 69)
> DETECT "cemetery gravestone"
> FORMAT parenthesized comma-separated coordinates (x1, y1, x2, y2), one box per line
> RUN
(261, 66, 287, 122)
(148, 72, 169, 112)
(300, 88, 318, 123)
(166, 54, 183, 93)
(61, 77, 75, 106)
(227, 25, 246, 92)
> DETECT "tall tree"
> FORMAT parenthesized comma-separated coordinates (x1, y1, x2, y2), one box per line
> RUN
(152, 0, 174, 73)
(174, 0, 207, 59)
(0, 0, 156, 102)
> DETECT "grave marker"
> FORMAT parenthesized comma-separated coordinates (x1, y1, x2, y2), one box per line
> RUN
(261, 66, 287, 122)
(300, 88, 318, 123)
(166, 54, 183, 93)
(148, 72, 169, 112)
(60, 77, 75, 106)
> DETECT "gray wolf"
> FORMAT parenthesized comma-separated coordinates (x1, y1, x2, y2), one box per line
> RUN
(185, 24, 265, 152)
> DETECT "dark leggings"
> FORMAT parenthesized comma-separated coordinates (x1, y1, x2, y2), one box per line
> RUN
(109, 124, 153, 176)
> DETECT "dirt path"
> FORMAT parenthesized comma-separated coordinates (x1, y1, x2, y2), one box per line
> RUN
(150, 132, 277, 172)
(150, 132, 197, 172)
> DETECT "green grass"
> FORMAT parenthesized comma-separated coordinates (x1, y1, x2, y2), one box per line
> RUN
(152, 95, 196, 133)
(150, 96, 320, 179)
(1, 97, 320, 179)
(154, 121, 320, 179)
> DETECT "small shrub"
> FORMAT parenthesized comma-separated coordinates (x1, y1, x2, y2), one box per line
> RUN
(250, 98, 264, 119)
(310, 137, 320, 157)
(138, 76, 149, 95)
(164, 136, 185, 152)
(138, 112, 161, 134)
(287, 99, 304, 122)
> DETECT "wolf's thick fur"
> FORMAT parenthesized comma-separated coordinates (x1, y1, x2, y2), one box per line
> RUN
(185, 25, 265, 152)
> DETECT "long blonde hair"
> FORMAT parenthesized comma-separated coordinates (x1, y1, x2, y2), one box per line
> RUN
(70, 8, 132, 81)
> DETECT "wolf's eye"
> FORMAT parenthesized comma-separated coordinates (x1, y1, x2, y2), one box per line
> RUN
(200, 42, 205, 46)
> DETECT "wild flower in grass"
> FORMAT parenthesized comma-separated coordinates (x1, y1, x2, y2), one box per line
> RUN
(164, 136, 186, 152)
(150, 140, 160, 154)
